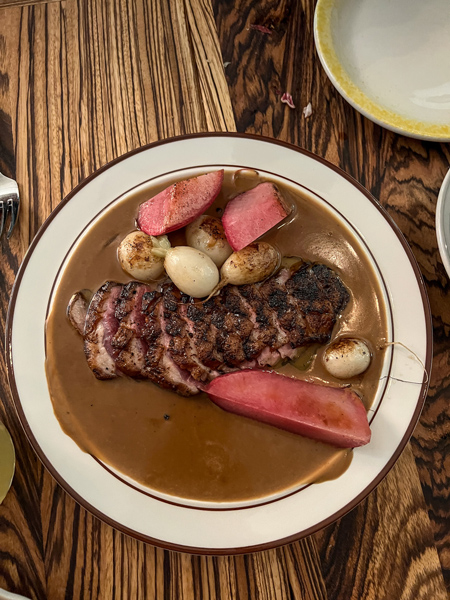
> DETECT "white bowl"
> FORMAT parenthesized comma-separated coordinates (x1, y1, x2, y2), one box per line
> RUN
(436, 169, 450, 278)
(314, 0, 450, 141)
(6, 134, 432, 554)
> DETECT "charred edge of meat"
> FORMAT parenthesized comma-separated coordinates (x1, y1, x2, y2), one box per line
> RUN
(84, 281, 122, 380)
(184, 300, 223, 369)
(84, 281, 119, 337)
(310, 263, 350, 313)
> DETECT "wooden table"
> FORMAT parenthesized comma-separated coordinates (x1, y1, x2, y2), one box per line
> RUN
(0, 0, 448, 598)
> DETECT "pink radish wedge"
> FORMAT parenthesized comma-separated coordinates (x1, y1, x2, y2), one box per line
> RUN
(205, 370, 371, 448)
(137, 170, 224, 236)
(222, 182, 291, 251)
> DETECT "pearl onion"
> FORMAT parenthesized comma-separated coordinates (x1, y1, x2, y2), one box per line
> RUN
(163, 246, 219, 298)
(186, 215, 232, 267)
(323, 338, 371, 379)
(118, 231, 168, 281)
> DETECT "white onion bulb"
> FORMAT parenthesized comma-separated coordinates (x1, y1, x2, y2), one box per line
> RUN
(323, 338, 371, 379)
(118, 231, 169, 281)
(186, 215, 232, 267)
(153, 245, 219, 298)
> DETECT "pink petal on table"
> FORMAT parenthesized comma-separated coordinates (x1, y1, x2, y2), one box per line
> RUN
(249, 24, 272, 34)
(281, 92, 295, 109)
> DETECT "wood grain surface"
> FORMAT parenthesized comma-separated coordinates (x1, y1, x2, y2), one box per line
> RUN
(0, 0, 448, 598)
(0, 0, 56, 7)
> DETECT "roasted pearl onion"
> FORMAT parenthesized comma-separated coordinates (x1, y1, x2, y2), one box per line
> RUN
(323, 338, 371, 379)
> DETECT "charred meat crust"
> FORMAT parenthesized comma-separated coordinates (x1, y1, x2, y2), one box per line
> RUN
(84, 282, 122, 380)
(162, 284, 216, 383)
(112, 282, 152, 377)
(142, 295, 199, 396)
(69, 262, 349, 394)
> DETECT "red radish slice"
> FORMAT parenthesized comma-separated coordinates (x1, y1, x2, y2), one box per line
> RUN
(137, 170, 224, 236)
(222, 182, 291, 251)
(205, 370, 371, 448)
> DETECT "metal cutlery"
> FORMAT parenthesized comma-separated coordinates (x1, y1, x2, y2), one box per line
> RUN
(0, 171, 20, 238)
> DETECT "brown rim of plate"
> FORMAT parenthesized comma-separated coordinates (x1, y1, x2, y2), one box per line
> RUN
(5, 132, 433, 555)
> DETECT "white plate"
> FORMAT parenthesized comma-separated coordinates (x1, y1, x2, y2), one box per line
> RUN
(6, 134, 431, 553)
(436, 167, 450, 277)
(314, 0, 450, 141)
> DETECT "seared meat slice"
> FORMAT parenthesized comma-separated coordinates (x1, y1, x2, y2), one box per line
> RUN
(141, 289, 162, 345)
(259, 268, 308, 351)
(112, 282, 152, 377)
(214, 286, 254, 366)
(288, 263, 349, 313)
(286, 263, 349, 342)
(236, 284, 286, 364)
(84, 282, 122, 379)
(142, 292, 199, 396)
(69, 261, 349, 393)
(162, 284, 215, 383)
(184, 299, 224, 369)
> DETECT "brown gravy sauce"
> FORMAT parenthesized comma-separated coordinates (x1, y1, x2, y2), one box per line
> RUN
(45, 170, 387, 502)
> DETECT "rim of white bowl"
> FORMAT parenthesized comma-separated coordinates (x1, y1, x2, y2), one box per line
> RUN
(314, 0, 450, 142)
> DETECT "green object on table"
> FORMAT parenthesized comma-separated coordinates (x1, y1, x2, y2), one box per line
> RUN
(0, 421, 15, 504)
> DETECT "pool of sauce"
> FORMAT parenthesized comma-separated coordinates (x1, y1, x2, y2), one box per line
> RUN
(45, 169, 387, 502)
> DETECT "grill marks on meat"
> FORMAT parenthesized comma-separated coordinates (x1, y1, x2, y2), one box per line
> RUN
(84, 282, 123, 379)
(162, 285, 216, 383)
(69, 262, 349, 395)
(260, 269, 308, 349)
(141, 292, 199, 397)
(184, 300, 223, 370)
(215, 287, 254, 367)
(238, 283, 286, 364)
(287, 264, 349, 342)
(112, 282, 151, 377)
